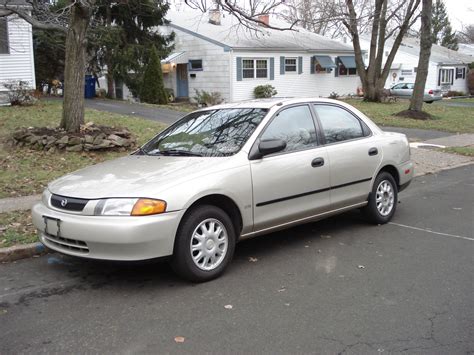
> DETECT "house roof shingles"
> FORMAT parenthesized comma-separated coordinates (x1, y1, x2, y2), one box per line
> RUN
(166, 10, 355, 53)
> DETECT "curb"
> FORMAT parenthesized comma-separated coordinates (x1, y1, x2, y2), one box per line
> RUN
(0, 242, 49, 263)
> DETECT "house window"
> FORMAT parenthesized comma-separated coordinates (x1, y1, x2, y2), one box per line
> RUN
(456, 67, 465, 79)
(401, 69, 413, 76)
(285, 58, 297, 73)
(339, 65, 357, 76)
(0, 18, 9, 54)
(242, 59, 268, 79)
(189, 59, 203, 71)
(439, 68, 454, 85)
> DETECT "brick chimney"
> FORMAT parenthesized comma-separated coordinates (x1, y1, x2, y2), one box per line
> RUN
(209, 9, 221, 25)
(258, 14, 270, 27)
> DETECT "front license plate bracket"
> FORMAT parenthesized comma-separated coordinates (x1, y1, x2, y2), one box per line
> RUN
(42, 215, 61, 237)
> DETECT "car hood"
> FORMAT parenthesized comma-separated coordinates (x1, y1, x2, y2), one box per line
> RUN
(48, 155, 235, 199)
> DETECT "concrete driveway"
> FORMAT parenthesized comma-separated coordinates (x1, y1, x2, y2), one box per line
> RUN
(0, 165, 473, 353)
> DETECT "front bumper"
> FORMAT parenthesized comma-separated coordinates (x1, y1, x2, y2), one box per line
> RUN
(32, 202, 182, 261)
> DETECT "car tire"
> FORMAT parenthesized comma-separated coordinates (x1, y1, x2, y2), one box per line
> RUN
(426, 101, 433, 104)
(363, 172, 398, 225)
(171, 205, 236, 282)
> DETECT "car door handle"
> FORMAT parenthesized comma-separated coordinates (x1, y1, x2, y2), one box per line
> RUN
(368, 147, 378, 156)
(311, 157, 325, 168)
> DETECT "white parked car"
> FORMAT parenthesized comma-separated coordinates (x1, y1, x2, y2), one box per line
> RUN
(32, 98, 413, 281)
(389, 83, 442, 103)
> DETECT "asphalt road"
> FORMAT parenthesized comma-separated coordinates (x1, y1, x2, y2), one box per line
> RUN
(1, 165, 473, 354)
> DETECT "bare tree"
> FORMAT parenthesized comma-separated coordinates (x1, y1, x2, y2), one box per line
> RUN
(405, 0, 432, 117)
(1, 0, 96, 133)
(343, 0, 421, 102)
(457, 24, 474, 44)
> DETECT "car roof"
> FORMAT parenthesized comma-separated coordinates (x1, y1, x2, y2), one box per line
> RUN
(204, 97, 347, 110)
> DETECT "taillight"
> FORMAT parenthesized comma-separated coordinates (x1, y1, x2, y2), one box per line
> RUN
(428, 89, 434, 95)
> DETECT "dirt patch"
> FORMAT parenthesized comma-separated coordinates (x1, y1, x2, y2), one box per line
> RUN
(394, 110, 433, 120)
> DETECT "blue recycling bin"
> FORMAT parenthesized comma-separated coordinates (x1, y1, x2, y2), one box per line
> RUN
(84, 75, 96, 99)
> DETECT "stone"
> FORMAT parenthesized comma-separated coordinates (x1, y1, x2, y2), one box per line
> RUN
(93, 133, 106, 145)
(108, 134, 130, 147)
(66, 144, 83, 152)
(84, 135, 94, 144)
(48, 146, 57, 153)
(68, 136, 82, 145)
(57, 135, 69, 144)
(98, 139, 112, 148)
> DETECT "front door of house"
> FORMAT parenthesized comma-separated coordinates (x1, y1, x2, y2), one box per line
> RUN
(176, 64, 189, 98)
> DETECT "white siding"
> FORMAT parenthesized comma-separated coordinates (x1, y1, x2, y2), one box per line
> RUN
(231, 52, 361, 101)
(171, 27, 231, 101)
(359, 38, 470, 93)
(0, 15, 35, 89)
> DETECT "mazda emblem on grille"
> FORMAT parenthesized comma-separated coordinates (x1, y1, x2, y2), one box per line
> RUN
(60, 199, 68, 207)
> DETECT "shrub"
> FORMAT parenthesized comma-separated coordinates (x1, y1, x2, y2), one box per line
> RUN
(193, 89, 223, 106)
(165, 88, 175, 102)
(468, 69, 474, 95)
(444, 90, 465, 97)
(329, 91, 339, 99)
(139, 46, 168, 105)
(253, 85, 277, 98)
(2, 80, 37, 106)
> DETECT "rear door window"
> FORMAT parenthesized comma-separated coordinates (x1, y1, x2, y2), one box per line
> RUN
(313, 105, 369, 144)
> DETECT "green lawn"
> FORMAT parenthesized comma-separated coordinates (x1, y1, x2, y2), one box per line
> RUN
(343, 99, 474, 133)
(0, 100, 167, 198)
(0, 210, 37, 247)
(442, 146, 474, 157)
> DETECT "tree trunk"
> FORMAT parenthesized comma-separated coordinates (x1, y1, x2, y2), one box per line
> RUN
(60, 3, 92, 133)
(409, 0, 432, 112)
(106, 65, 115, 99)
(105, 5, 115, 99)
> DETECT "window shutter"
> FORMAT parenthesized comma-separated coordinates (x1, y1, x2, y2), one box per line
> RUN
(334, 58, 339, 77)
(298, 56, 303, 74)
(450, 69, 454, 85)
(462, 67, 466, 79)
(270, 57, 275, 80)
(236, 57, 242, 81)
(438, 69, 441, 86)
(0, 19, 9, 54)
(310, 56, 315, 74)
(280, 56, 285, 75)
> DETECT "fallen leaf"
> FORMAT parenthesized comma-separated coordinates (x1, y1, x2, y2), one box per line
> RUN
(278, 286, 286, 293)
(358, 265, 365, 269)
(248, 257, 258, 262)
(452, 207, 462, 210)
(284, 303, 290, 307)
(174, 336, 185, 343)
(321, 235, 331, 239)
(224, 304, 233, 309)
(304, 245, 309, 248)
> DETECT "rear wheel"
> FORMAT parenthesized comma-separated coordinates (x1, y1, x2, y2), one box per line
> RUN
(363, 172, 398, 224)
(171, 205, 236, 282)
(425, 101, 433, 104)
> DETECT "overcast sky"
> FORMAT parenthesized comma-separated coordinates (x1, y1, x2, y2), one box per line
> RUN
(444, 0, 473, 31)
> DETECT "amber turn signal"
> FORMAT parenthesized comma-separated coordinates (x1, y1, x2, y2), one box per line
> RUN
(131, 199, 167, 216)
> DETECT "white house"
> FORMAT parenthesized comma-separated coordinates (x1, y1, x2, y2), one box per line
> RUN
(359, 36, 472, 94)
(158, 10, 361, 102)
(0, 0, 36, 104)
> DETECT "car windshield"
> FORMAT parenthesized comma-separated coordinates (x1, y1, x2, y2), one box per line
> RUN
(142, 108, 268, 157)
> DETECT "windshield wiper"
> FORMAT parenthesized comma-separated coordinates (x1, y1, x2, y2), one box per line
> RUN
(158, 149, 203, 157)
(133, 147, 148, 156)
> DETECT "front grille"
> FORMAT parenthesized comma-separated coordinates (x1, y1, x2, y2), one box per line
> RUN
(43, 233, 89, 254)
(51, 194, 89, 212)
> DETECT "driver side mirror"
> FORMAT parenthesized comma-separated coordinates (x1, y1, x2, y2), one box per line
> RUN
(249, 139, 287, 160)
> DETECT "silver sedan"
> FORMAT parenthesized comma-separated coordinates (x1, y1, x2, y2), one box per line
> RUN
(32, 98, 413, 281)
(389, 83, 442, 103)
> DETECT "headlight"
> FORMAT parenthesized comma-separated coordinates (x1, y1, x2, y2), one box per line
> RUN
(95, 198, 167, 216)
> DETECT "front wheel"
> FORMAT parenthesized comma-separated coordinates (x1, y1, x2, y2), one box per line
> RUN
(171, 205, 236, 282)
(363, 172, 398, 224)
